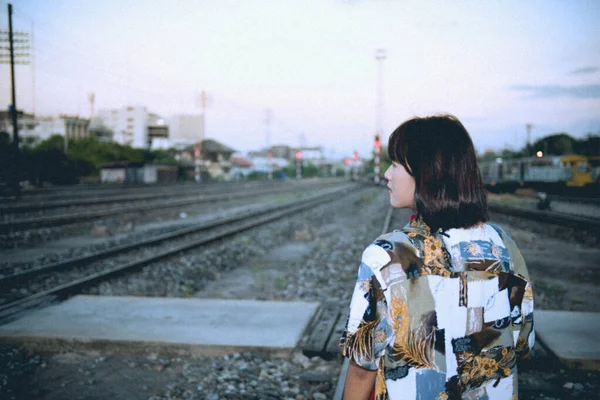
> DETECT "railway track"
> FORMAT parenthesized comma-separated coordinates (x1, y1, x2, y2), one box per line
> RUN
(0, 181, 337, 233)
(488, 202, 600, 233)
(547, 194, 600, 206)
(0, 181, 222, 203)
(0, 181, 271, 216)
(0, 183, 358, 322)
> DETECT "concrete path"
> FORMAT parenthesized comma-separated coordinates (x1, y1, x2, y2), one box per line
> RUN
(0, 295, 319, 357)
(536, 310, 600, 370)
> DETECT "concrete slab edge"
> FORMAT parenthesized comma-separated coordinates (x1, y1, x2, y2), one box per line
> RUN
(0, 335, 296, 359)
(534, 332, 600, 371)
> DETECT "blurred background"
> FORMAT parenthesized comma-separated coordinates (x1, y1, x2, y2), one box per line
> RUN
(0, 0, 598, 188)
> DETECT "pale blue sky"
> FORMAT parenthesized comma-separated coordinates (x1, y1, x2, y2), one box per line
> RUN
(1, 0, 599, 158)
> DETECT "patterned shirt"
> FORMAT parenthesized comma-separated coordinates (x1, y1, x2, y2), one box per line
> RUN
(340, 218, 534, 400)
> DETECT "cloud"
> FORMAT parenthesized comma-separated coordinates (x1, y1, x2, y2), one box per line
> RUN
(569, 67, 598, 75)
(510, 84, 600, 99)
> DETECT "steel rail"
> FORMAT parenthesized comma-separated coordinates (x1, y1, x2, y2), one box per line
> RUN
(0, 183, 333, 233)
(547, 194, 600, 206)
(0, 181, 224, 201)
(488, 203, 600, 231)
(0, 184, 356, 321)
(0, 181, 274, 214)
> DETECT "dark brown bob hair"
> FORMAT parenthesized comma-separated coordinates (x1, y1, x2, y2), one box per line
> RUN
(388, 114, 488, 233)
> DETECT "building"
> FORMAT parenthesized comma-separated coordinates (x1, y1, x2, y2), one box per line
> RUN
(168, 114, 204, 148)
(96, 105, 165, 148)
(230, 155, 253, 180)
(176, 138, 236, 181)
(100, 161, 178, 184)
(0, 111, 38, 140)
(33, 115, 90, 143)
(88, 117, 114, 142)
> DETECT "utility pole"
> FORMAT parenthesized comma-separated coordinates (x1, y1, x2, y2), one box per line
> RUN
(89, 93, 95, 119)
(31, 21, 34, 116)
(374, 48, 386, 184)
(526, 123, 533, 156)
(194, 90, 208, 183)
(1, 4, 30, 199)
(264, 108, 272, 180)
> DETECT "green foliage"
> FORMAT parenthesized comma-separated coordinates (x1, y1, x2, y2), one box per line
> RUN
(283, 161, 325, 178)
(574, 135, 600, 156)
(530, 133, 575, 156)
(247, 171, 269, 181)
(0, 134, 177, 186)
(490, 133, 600, 158)
(365, 145, 391, 177)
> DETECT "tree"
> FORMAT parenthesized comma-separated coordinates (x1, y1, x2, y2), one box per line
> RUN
(531, 133, 576, 155)
(574, 134, 600, 156)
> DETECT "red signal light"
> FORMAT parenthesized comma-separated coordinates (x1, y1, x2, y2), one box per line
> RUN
(295, 151, 302, 160)
(344, 158, 350, 165)
(353, 152, 359, 160)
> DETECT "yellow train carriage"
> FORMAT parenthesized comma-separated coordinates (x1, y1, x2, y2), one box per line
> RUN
(558, 154, 593, 187)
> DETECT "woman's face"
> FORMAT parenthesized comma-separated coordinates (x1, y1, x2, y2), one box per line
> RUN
(384, 162, 416, 209)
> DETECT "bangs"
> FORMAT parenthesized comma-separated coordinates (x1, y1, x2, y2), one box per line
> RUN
(387, 122, 412, 175)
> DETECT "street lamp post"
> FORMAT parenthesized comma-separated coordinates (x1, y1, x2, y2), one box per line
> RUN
(374, 48, 386, 184)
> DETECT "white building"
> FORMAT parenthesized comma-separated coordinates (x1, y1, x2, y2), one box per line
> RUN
(0, 111, 39, 140)
(33, 115, 90, 143)
(168, 114, 204, 148)
(96, 105, 162, 148)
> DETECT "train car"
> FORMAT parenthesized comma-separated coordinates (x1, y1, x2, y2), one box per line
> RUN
(479, 154, 594, 194)
(479, 157, 522, 192)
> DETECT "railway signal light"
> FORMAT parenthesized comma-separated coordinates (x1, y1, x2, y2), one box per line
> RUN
(374, 134, 381, 149)
(344, 158, 350, 165)
(295, 151, 302, 179)
(353, 152, 359, 160)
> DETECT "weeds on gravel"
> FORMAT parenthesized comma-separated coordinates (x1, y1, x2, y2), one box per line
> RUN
(354, 194, 374, 205)
(274, 276, 287, 290)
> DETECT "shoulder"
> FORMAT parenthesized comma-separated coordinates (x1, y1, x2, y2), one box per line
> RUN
(485, 222, 522, 253)
(361, 230, 420, 271)
(485, 222, 529, 277)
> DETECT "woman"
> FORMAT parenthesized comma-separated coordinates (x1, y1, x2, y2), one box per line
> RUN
(340, 115, 534, 399)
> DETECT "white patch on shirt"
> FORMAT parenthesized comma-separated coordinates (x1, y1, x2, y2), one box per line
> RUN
(528, 330, 536, 350)
(428, 276, 467, 338)
(362, 244, 391, 271)
(467, 278, 499, 308)
(512, 330, 519, 345)
(484, 288, 511, 323)
(362, 245, 392, 290)
(385, 367, 417, 400)
(444, 332, 458, 379)
(346, 283, 370, 334)
(485, 374, 514, 399)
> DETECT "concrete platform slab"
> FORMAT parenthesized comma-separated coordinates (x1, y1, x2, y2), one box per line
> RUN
(0, 295, 320, 357)
(535, 310, 600, 370)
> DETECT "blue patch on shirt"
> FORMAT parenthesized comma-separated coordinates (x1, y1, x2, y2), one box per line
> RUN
(358, 262, 374, 281)
(459, 241, 509, 262)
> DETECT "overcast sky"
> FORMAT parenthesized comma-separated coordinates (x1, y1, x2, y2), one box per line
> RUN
(1, 0, 599, 158)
